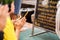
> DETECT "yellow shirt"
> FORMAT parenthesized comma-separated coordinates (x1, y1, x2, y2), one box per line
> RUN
(3, 17, 17, 40)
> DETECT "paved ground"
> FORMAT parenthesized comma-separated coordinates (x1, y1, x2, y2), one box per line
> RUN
(20, 28, 60, 40)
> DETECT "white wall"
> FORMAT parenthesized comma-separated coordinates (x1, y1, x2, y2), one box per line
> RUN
(22, 0, 36, 5)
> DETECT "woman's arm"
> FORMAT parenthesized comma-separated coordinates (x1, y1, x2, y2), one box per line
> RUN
(15, 29, 20, 40)
(13, 17, 26, 40)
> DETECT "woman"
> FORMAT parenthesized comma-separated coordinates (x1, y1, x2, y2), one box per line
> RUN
(0, 3, 26, 40)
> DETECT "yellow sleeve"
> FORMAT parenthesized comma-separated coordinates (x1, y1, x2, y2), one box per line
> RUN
(3, 17, 17, 40)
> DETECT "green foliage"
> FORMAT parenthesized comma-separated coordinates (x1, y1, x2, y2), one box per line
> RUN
(0, 0, 14, 4)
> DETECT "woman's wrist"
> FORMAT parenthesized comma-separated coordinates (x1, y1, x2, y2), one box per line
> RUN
(15, 24, 23, 31)
(15, 29, 21, 40)
(15, 28, 21, 34)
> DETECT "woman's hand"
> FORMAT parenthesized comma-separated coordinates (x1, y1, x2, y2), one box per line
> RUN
(0, 5, 9, 31)
(13, 17, 26, 31)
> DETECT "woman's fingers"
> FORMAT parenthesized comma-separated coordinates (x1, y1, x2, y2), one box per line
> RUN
(2, 5, 9, 16)
(19, 17, 26, 27)
(0, 6, 4, 16)
(0, 5, 9, 18)
(14, 17, 26, 30)
(19, 17, 26, 25)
